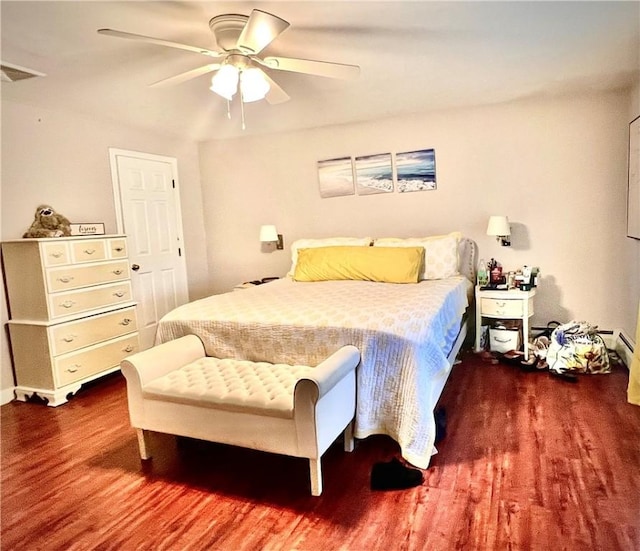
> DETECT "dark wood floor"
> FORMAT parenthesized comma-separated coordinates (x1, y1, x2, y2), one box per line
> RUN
(2, 351, 639, 551)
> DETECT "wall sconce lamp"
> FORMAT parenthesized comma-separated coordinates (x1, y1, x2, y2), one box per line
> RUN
(487, 215, 511, 246)
(259, 224, 284, 250)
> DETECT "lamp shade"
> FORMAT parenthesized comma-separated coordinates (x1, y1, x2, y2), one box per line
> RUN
(259, 225, 279, 242)
(210, 64, 239, 100)
(486, 216, 511, 237)
(240, 68, 270, 103)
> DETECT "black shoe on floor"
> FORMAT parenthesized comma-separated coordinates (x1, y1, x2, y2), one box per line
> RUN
(550, 370, 579, 383)
(370, 458, 424, 491)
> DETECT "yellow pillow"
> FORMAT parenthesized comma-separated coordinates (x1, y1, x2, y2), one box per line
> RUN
(293, 246, 423, 283)
(287, 237, 372, 277)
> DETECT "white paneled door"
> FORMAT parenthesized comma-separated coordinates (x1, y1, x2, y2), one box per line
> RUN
(110, 149, 189, 350)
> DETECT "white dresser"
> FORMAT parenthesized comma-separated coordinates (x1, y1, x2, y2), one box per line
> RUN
(2, 235, 139, 406)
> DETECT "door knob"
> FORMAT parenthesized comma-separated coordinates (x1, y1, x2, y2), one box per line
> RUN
(131, 264, 140, 271)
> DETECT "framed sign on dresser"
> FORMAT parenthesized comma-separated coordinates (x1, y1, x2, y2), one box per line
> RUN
(2, 235, 139, 406)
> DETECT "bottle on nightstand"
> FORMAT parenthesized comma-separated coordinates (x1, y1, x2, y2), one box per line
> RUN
(477, 258, 488, 287)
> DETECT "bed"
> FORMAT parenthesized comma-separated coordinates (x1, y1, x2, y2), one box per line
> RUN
(155, 233, 476, 469)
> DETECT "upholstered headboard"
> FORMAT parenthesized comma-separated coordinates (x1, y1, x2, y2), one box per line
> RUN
(458, 237, 477, 284)
(288, 233, 477, 284)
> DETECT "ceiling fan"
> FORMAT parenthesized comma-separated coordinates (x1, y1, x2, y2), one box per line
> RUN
(98, 9, 360, 127)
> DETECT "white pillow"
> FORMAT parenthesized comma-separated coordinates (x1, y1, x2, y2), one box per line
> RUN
(373, 232, 462, 280)
(287, 237, 372, 277)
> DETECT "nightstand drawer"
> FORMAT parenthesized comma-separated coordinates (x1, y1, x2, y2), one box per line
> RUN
(54, 334, 139, 386)
(481, 297, 534, 317)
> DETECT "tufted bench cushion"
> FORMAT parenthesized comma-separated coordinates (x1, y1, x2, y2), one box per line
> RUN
(142, 357, 314, 418)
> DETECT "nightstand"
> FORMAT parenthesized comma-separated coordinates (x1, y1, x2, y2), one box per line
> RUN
(475, 287, 536, 353)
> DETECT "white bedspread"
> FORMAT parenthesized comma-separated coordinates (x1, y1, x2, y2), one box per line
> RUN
(155, 276, 470, 468)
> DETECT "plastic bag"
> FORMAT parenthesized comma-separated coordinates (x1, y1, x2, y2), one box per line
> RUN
(546, 321, 610, 375)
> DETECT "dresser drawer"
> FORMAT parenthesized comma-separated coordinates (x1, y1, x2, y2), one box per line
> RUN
(50, 307, 138, 355)
(46, 260, 130, 292)
(108, 238, 128, 259)
(55, 334, 139, 386)
(49, 282, 133, 319)
(481, 297, 534, 317)
(71, 240, 107, 263)
(42, 241, 70, 266)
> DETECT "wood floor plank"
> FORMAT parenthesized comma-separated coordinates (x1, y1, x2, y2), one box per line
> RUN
(2, 353, 639, 550)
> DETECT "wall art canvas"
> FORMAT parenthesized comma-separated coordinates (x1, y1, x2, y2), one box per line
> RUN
(395, 148, 437, 193)
(317, 157, 355, 198)
(355, 153, 394, 195)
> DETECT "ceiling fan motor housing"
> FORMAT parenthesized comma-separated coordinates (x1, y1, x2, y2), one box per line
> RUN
(208, 14, 248, 52)
(224, 53, 253, 71)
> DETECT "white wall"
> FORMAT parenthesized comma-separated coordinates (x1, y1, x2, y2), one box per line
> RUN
(2, 87, 637, 404)
(626, 81, 640, 339)
(199, 90, 637, 335)
(0, 99, 210, 403)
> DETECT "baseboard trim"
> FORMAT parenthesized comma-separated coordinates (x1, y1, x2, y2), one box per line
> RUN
(613, 329, 635, 369)
(0, 386, 15, 406)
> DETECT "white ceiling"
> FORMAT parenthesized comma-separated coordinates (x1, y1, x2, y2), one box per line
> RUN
(2, 1, 639, 142)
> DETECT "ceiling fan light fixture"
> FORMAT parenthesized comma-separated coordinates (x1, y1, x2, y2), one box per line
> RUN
(210, 64, 239, 100)
(240, 68, 270, 103)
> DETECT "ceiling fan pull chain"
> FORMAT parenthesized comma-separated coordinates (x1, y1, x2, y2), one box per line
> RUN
(226, 99, 231, 120)
(240, 96, 246, 130)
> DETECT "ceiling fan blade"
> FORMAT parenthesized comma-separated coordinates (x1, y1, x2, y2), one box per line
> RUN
(97, 28, 223, 58)
(261, 73, 290, 105)
(149, 64, 222, 88)
(237, 10, 290, 55)
(262, 56, 360, 80)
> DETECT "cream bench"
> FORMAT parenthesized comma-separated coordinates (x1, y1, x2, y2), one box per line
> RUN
(120, 335, 360, 496)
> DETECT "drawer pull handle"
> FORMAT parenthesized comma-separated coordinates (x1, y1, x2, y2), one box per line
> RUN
(51, 252, 63, 258)
(120, 318, 132, 326)
(66, 364, 81, 373)
(114, 247, 124, 252)
(57, 276, 74, 284)
(83, 248, 96, 255)
(496, 301, 506, 307)
(62, 334, 77, 343)
(113, 291, 125, 298)
(111, 269, 124, 275)
(123, 345, 135, 353)
(60, 300, 76, 309)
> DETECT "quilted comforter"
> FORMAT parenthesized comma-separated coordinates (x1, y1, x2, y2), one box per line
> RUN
(155, 276, 471, 468)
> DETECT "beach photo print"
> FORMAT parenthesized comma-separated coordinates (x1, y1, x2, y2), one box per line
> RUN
(395, 149, 437, 193)
(355, 153, 394, 195)
(317, 157, 356, 198)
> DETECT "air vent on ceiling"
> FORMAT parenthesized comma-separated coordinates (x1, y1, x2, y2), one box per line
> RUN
(1, 61, 46, 82)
